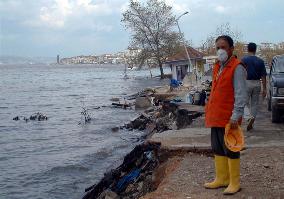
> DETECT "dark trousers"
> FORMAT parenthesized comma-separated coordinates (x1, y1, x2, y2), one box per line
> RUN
(211, 127, 240, 159)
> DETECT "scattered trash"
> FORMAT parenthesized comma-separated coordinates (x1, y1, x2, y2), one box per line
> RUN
(170, 79, 182, 91)
(114, 168, 141, 193)
(82, 143, 160, 199)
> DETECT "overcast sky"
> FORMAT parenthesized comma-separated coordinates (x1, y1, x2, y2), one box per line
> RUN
(0, 0, 283, 57)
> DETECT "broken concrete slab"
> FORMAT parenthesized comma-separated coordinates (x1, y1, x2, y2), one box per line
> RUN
(176, 103, 205, 113)
(149, 128, 211, 150)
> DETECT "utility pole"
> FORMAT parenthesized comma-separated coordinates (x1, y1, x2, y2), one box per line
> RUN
(176, 11, 198, 82)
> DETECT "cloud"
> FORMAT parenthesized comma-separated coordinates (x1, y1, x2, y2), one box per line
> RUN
(215, 5, 226, 13)
(164, 0, 190, 14)
(1, 0, 284, 57)
(22, 0, 120, 29)
(39, 5, 70, 28)
(76, 0, 113, 14)
(93, 24, 113, 32)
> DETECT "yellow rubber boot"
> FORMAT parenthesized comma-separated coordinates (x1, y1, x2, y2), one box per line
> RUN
(223, 158, 241, 195)
(204, 155, 229, 189)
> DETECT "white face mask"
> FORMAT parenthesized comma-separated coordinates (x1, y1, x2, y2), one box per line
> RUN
(217, 49, 228, 63)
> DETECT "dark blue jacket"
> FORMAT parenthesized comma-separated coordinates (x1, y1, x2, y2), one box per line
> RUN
(241, 55, 267, 80)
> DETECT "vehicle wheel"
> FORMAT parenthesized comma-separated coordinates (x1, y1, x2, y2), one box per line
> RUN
(267, 97, 271, 111)
(271, 106, 281, 123)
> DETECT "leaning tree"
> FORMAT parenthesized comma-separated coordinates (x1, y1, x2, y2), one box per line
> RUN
(122, 0, 183, 78)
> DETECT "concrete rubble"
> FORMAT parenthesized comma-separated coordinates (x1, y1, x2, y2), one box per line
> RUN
(83, 84, 284, 199)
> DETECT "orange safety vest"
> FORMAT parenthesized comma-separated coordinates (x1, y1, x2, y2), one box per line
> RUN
(205, 56, 241, 128)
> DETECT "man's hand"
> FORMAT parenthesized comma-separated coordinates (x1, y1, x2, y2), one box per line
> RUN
(230, 119, 239, 129)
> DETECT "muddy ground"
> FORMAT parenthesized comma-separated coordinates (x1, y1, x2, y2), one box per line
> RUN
(142, 99, 284, 199)
(142, 147, 284, 199)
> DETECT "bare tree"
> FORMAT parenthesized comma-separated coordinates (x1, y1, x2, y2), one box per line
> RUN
(201, 22, 244, 57)
(215, 22, 242, 41)
(121, 0, 183, 78)
(234, 41, 245, 59)
(200, 35, 215, 56)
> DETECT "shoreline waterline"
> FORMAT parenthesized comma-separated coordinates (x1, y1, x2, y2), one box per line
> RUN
(0, 63, 170, 199)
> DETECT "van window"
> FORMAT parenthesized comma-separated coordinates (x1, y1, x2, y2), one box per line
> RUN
(273, 56, 284, 73)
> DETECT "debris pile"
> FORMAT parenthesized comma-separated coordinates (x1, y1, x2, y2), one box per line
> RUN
(82, 143, 161, 199)
(83, 85, 207, 199)
(123, 101, 203, 134)
(110, 88, 156, 110)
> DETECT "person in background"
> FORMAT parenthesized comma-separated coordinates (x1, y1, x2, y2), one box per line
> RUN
(205, 35, 247, 195)
(242, 43, 267, 131)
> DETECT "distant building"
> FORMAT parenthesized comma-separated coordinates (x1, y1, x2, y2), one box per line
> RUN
(260, 42, 277, 50)
(277, 42, 284, 49)
(164, 46, 205, 81)
(203, 55, 218, 73)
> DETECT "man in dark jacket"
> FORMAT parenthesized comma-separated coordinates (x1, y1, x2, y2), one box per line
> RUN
(242, 43, 267, 131)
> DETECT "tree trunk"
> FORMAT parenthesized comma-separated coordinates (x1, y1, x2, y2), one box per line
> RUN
(158, 59, 164, 79)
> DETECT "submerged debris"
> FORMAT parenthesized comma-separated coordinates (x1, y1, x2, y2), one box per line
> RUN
(111, 127, 120, 132)
(12, 116, 20, 121)
(79, 107, 92, 125)
(111, 103, 132, 109)
(13, 112, 48, 122)
(29, 112, 48, 121)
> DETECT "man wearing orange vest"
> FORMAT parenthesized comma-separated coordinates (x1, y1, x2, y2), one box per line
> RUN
(204, 35, 247, 195)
